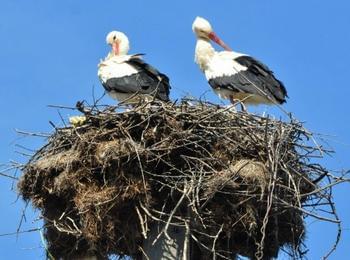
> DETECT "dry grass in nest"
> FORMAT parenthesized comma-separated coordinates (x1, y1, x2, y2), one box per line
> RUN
(17, 99, 340, 259)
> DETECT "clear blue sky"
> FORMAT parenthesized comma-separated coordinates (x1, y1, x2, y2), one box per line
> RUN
(1, 1, 349, 259)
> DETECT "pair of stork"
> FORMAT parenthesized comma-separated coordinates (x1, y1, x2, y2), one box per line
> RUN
(98, 17, 287, 109)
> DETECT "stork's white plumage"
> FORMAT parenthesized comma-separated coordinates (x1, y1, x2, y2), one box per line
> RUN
(98, 31, 171, 103)
(192, 17, 287, 106)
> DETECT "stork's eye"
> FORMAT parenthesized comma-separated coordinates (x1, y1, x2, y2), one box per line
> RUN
(113, 36, 116, 40)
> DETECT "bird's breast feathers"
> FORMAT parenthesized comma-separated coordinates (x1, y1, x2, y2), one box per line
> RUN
(204, 53, 247, 80)
(98, 56, 139, 83)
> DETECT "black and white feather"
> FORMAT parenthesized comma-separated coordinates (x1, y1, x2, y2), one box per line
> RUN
(98, 54, 170, 102)
(98, 31, 170, 104)
(206, 52, 287, 105)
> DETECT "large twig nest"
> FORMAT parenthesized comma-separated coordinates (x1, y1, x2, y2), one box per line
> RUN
(18, 99, 336, 259)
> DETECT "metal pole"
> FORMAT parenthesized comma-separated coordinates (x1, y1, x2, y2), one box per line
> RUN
(142, 223, 189, 260)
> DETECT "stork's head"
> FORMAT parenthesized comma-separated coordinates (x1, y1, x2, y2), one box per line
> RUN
(192, 17, 232, 51)
(192, 17, 213, 39)
(106, 31, 130, 56)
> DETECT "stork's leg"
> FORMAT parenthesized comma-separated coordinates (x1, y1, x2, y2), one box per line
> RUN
(230, 97, 247, 112)
(229, 96, 238, 108)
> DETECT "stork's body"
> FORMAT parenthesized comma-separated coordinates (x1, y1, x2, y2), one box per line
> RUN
(98, 31, 170, 104)
(192, 17, 287, 106)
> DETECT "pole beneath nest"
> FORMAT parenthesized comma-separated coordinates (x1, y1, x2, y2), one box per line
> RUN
(142, 223, 190, 260)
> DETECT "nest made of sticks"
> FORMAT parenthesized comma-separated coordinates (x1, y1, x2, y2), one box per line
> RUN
(17, 99, 338, 259)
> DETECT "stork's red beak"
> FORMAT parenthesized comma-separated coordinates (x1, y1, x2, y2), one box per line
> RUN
(112, 42, 119, 55)
(208, 32, 232, 51)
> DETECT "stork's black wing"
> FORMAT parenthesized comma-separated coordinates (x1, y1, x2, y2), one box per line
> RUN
(208, 55, 287, 104)
(234, 56, 287, 103)
(126, 55, 171, 101)
(102, 54, 171, 102)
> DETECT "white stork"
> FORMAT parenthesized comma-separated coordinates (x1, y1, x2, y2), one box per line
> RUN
(98, 31, 171, 104)
(192, 17, 287, 108)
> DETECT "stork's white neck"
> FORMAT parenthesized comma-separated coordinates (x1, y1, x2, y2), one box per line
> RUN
(194, 38, 215, 71)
